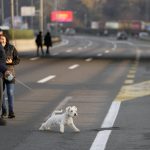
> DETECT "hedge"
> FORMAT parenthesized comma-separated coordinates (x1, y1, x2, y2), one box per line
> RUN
(4, 29, 34, 40)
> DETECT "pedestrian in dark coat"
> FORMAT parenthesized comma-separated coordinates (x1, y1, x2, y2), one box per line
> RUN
(35, 31, 44, 56)
(44, 31, 53, 55)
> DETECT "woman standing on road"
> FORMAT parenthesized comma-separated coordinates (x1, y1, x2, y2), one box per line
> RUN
(44, 31, 53, 55)
(0, 36, 20, 119)
(35, 31, 44, 56)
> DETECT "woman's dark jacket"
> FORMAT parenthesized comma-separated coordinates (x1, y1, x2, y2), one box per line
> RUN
(35, 33, 43, 46)
(4, 43, 20, 83)
(44, 33, 52, 47)
(0, 44, 7, 74)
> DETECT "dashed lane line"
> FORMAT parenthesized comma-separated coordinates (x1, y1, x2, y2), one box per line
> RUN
(124, 80, 134, 84)
(85, 58, 93, 62)
(66, 49, 72, 53)
(30, 57, 40, 61)
(68, 64, 79, 70)
(127, 74, 135, 78)
(37, 75, 56, 83)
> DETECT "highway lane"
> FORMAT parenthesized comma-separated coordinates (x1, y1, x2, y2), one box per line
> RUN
(0, 35, 150, 150)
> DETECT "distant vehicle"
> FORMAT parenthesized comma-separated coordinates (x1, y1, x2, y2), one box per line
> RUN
(117, 31, 128, 40)
(139, 32, 149, 38)
(0, 25, 9, 30)
(64, 28, 76, 36)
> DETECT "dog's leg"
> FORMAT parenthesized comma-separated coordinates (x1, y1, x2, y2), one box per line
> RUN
(60, 124, 65, 133)
(69, 121, 80, 132)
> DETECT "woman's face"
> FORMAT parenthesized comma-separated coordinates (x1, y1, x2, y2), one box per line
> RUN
(0, 36, 6, 47)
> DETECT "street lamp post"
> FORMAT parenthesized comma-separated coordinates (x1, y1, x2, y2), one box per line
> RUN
(15, 0, 19, 16)
(54, 0, 58, 35)
(10, 0, 14, 41)
(10, 0, 14, 28)
(40, 0, 43, 32)
(1, 0, 4, 24)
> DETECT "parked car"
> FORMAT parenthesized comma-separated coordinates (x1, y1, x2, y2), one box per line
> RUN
(64, 28, 76, 36)
(117, 31, 128, 40)
(139, 32, 149, 38)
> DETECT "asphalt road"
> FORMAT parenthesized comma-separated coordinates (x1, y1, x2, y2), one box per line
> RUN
(0, 35, 150, 150)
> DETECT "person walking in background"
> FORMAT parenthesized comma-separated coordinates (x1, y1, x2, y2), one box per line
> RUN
(0, 35, 20, 119)
(44, 31, 53, 55)
(35, 31, 44, 56)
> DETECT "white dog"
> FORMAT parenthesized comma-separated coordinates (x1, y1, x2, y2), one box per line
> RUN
(39, 106, 80, 133)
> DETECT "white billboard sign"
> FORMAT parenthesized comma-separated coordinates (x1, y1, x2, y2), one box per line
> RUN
(91, 21, 99, 29)
(21, 6, 35, 16)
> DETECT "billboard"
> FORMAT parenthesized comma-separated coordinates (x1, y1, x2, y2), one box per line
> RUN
(21, 6, 35, 16)
(51, 11, 73, 22)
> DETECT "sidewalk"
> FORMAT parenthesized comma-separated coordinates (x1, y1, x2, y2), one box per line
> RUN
(11, 37, 61, 52)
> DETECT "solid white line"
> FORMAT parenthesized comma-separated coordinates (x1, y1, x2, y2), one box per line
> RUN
(90, 101, 121, 150)
(68, 64, 79, 70)
(37, 75, 56, 83)
(90, 130, 112, 150)
(101, 101, 121, 128)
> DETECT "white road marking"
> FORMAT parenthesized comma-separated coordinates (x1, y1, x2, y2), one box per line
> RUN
(105, 50, 110, 53)
(68, 64, 79, 70)
(66, 49, 72, 53)
(90, 101, 121, 150)
(53, 39, 69, 48)
(37, 75, 56, 83)
(102, 39, 117, 51)
(88, 41, 93, 47)
(85, 58, 93, 62)
(78, 47, 83, 51)
(97, 53, 103, 56)
(30, 57, 39, 61)
(124, 80, 134, 84)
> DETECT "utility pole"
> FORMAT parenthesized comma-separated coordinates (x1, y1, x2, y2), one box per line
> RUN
(55, 0, 58, 35)
(40, 0, 43, 32)
(31, 0, 34, 29)
(15, 0, 19, 16)
(10, 0, 14, 41)
(1, 0, 4, 24)
(10, 0, 14, 28)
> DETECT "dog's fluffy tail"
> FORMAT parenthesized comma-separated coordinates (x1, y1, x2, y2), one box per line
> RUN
(51, 109, 63, 116)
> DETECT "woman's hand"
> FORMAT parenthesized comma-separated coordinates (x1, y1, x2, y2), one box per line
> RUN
(6, 58, 12, 64)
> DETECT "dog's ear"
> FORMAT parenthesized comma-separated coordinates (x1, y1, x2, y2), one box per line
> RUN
(72, 106, 77, 111)
(66, 106, 71, 112)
